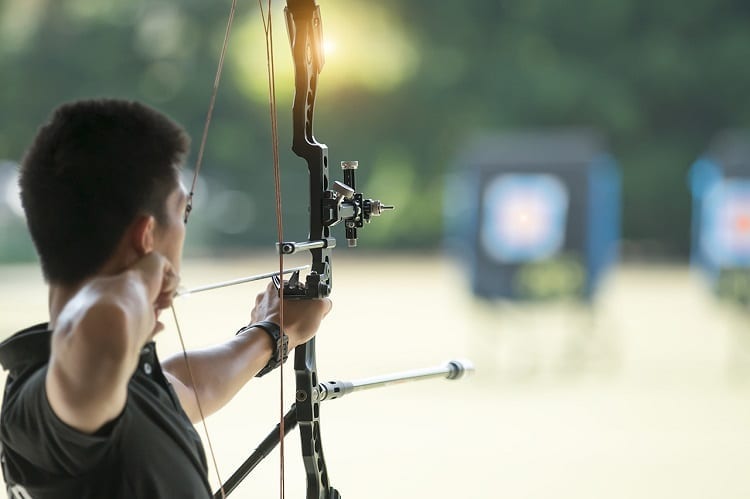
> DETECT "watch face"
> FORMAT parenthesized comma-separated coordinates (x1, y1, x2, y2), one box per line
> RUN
(480, 173, 569, 264)
(702, 179, 750, 267)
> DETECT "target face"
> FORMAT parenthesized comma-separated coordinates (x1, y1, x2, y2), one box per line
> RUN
(702, 179, 750, 267)
(480, 174, 569, 263)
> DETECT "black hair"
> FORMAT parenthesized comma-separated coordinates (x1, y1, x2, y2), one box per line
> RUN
(19, 99, 190, 285)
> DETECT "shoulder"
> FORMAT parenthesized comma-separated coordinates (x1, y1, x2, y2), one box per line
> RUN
(0, 323, 53, 436)
(1, 365, 52, 463)
(0, 323, 52, 375)
(1, 357, 126, 480)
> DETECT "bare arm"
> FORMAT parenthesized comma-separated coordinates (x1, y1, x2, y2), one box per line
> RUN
(162, 282, 332, 423)
(46, 253, 177, 434)
(162, 328, 274, 422)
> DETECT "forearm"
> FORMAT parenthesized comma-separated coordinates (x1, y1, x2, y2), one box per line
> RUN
(162, 326, 274, 421)
(165, 282, 332, 423)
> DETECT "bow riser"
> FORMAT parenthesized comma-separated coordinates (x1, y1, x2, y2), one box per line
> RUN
(284, 1, 392, 497)
(286, 2, 332, 300)
(286, 2, 337, 498)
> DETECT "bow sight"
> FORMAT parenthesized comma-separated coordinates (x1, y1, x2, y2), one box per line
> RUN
(279, 160, 394, 253)
(333, 160, 395, 247)
(277, 160, 394, 299)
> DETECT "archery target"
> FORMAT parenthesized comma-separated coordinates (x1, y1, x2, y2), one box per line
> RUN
(701, 179, 750, 267)
(480, 174, 569, 263)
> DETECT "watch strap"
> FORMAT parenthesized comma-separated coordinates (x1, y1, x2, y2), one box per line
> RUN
(237, 321, 289, 377)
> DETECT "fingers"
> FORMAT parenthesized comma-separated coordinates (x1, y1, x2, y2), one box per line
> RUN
(159, 269, 180, 301)
(156, 272, 181, 316)
(322, 297, 333, 316)
(132, 252, 181, 310)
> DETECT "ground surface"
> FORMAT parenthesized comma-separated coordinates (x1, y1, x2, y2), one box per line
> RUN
(1, 255, 749, 498)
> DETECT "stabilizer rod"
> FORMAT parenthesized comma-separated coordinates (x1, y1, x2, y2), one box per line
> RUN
(318, 359, 474, 402)
(214, 359, 474, 497)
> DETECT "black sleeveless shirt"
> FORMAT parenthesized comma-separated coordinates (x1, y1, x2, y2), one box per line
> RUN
(0, 323, 211, 498)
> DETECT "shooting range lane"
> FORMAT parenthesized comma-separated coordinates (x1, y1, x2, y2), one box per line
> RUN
(1, 256, 749, 498)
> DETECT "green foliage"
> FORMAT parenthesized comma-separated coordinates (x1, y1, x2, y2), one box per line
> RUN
(393, 0, 750, 255)
(514, 254, 586, 301)
(2, 0, 750, 256)
(716, 268, 750, 307)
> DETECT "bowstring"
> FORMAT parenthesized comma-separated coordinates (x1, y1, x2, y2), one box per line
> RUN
(174, 0, 240, 497)
(258, 1, 286, 498)
(185, 0, 239, 224)
(171, 305, 225, 498)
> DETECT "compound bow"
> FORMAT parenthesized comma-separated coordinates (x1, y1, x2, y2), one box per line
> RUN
(184, 1, 393, 497)
(266, 1, 393, 497)
(181, 1, 470, 498)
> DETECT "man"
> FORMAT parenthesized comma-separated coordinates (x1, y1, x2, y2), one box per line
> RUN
(0, 99, 332, 498)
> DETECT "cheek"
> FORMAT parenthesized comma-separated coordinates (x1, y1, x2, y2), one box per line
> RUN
(175, 221, 186, 243)
(160, 219, 185, 261)
(166, 228, 184, 273)
(172, 224, 186, 254)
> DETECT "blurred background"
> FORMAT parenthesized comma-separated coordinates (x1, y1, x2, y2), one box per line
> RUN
(2, 0, 750, 497)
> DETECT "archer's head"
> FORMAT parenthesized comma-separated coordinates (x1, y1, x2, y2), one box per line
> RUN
(19, 99, 191, 288)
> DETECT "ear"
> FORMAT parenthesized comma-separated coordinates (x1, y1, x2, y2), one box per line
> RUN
(130, 215, 157, 256)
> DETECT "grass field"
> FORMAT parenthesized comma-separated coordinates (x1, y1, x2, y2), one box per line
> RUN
(1, 255, 750, 498)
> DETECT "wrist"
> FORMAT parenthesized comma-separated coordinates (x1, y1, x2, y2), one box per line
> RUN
(234, 324, 273, 357)
(237, 321, 289, 377)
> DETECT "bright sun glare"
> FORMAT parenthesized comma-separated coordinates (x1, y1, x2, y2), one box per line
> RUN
(233, 3, 416, 102)
(323, 39, 336, 56)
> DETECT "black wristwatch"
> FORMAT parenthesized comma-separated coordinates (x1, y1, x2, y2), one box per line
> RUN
(237, 321, 289, 377)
